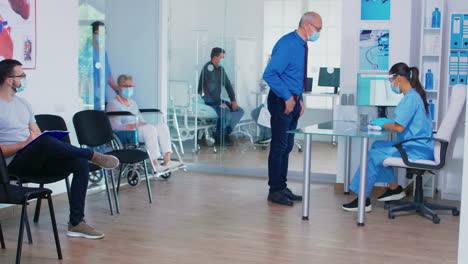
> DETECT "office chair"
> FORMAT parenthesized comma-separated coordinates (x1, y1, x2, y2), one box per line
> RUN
(0, 150, 62, 264)
(382, 84, 466, 224)
(73, 110, 154, 214)
(21, 114, 113, 219)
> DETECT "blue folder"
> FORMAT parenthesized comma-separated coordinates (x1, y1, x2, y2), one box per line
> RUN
(451, 14, 463, 49)
(449, 51, 460, 85)
(17, 131, 69, 153)
(459, 51, 468, 85)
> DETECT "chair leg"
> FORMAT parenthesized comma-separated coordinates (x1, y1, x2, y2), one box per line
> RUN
(16, 203, 27, 264)
(0, 221, 6, 249)
(47, 195, 62, 260)
(24, 210, 32, 244)
(143, 160, 153, 203)
(109, 169, 120, 214)
(33, 184, 45, 223)
(425, 202, 459, 212)
(65, 177, 71, 201)
(102, 170, 114, 215)
(116, 163, 124, 194)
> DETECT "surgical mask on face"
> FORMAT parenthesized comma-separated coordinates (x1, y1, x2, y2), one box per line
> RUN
(308, 31, 320, 42)
(13, 78, 27, 93)
(121, 87, 134, 98)
(218, 58, 225, 67)
(390, 80, 400, 94)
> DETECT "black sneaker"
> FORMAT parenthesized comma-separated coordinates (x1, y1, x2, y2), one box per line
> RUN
(377, 185, 406, 202)
(268, 190, 293, 206)
(283, 188, 302, 201)
(342, 197, 372, 212)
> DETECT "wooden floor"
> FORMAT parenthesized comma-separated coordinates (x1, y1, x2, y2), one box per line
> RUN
(0, 171, 460, 264)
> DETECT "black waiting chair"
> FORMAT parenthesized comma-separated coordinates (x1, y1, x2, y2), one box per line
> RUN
(0, 150, 62, 264)
(13, 115, 115, 222)
(73, 110, 154, 214)
(383, 84, 466, 223)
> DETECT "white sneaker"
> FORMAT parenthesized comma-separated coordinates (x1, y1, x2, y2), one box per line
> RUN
(165, 161, 184, 170)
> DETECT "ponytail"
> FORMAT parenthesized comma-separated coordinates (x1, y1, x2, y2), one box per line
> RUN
(389, 62, 429, 114)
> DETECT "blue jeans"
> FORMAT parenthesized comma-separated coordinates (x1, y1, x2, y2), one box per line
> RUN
(205, 99, 244, 139)
(8, 135, 94, 225)
(267, 91, 301, 192)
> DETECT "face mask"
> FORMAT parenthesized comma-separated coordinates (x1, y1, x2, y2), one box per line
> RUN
(218, 58, 225, 67)
(307, 31, 320, 42)
(13, 78, 27, 93)
(390, 80, 400, 94)
(121, 87, 134, 98)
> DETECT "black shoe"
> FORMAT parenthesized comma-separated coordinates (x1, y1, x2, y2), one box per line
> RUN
(268, 191, 293, 206)
(283, 188, 302, 201)
(377, 185, 406, 201)
(342, 197, 372, 212)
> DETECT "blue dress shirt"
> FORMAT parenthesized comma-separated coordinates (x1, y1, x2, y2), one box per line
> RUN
(263, 31, 307, 101)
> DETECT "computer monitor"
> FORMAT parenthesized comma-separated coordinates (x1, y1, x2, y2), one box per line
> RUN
(357, 73, 403, 116)
(318, 67, 340, 94)
(305, 77, 313, 92)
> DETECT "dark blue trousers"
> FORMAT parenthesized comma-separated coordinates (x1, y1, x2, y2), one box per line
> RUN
(205, 99, 244, 139)
(8, 135, 93, 225)
(267, 91, 301, 192)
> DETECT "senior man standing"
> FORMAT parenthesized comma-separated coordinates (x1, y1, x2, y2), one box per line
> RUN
(263, 12, 323, 206)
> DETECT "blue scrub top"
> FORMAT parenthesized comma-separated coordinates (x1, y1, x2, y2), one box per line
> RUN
(393, 88, 434, 160)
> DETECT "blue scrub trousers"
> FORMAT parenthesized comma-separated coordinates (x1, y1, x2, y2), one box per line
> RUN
(267, 91, 301, 192)
(349, 140, 400, 198)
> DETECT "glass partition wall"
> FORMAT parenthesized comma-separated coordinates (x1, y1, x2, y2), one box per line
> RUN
(167, 0, 341, 177)
(168, 0, 340, 178)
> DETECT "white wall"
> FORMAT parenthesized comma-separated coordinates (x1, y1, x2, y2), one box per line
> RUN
(14, 0, 80, 196)
(105, 0, 161, 110)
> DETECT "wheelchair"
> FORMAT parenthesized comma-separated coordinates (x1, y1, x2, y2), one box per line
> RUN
(107, 109, 186, 187)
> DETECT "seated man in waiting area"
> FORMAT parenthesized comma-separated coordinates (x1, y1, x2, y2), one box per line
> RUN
(0, 59, 119, 239)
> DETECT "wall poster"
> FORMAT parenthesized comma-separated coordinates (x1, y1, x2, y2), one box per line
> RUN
(359, 30, 389, 71)
(0, 0, 36, 69)
(361, 0, 391, 21)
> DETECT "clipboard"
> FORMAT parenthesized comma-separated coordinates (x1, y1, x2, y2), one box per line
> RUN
(17, 131, 69, 153)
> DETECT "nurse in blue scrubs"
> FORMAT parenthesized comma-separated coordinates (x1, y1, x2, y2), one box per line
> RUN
(342, 62, 434, 212)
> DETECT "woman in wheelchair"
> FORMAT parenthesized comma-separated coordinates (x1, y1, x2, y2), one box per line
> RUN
(342, 62, 434, 212)
(106, 74, 183, 173)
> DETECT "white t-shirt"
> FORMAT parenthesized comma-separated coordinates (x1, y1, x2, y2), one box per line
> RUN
(0, 96, 35, 164)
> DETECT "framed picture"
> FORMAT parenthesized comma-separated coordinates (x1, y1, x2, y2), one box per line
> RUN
(361, 0, 391, 21)
(359, 30, 390, 71)
(0, 0, 36, 69)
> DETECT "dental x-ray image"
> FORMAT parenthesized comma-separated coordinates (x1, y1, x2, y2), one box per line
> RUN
(361, 0, 390, 20)
(359, 30, 389, 71)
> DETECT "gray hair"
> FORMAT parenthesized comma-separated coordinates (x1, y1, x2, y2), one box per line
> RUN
(298, 12, 319, 28)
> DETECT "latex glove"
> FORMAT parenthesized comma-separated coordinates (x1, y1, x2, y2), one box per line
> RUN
(369, 117, 395, 128)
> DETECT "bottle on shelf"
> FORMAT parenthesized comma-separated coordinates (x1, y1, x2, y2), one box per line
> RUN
(425, 69, 434, 90)
(428, 99, 436, 121)
(431, 8, 441, 28)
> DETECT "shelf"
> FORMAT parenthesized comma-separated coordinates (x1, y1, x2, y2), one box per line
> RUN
(423, 27, 441, 31)
(422, 54, 440, 57)
(425, 90, 438, 92)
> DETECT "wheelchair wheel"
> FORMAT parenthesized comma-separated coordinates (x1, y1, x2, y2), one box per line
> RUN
(126, 168, 141, 187)
(161, 172, 171, 179)
(89, 171, 103, 184)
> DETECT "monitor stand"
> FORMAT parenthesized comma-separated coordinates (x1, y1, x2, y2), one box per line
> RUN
(377, 106, 387, 118)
